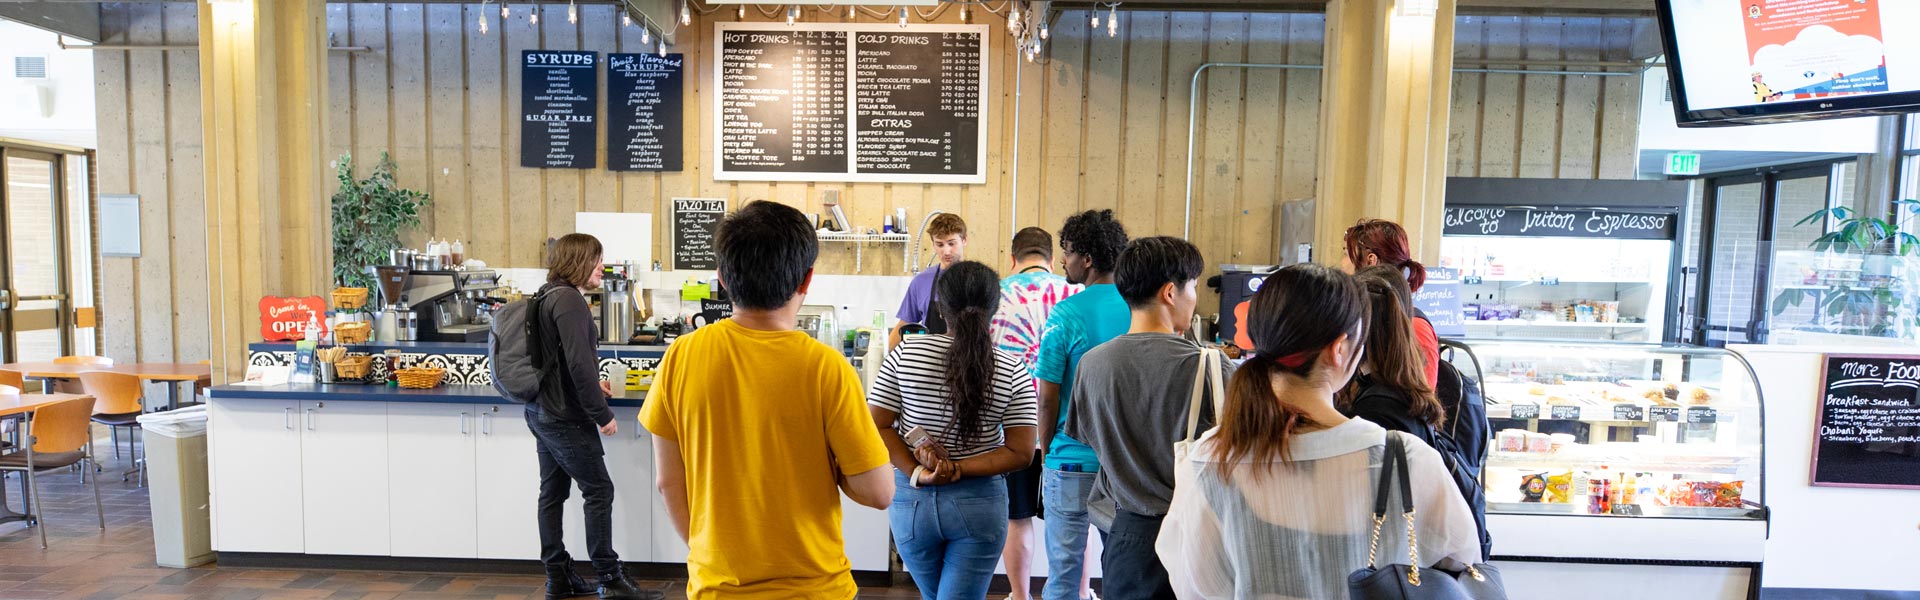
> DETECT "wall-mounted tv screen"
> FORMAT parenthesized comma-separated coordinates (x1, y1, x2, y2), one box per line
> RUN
(1656, 0, 1920, 127)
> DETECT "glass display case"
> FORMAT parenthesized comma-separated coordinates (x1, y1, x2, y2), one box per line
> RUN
(1445, 339, 1765, 522)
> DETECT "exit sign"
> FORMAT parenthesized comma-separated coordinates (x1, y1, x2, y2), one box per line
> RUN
(1665, 152, 1701, 176)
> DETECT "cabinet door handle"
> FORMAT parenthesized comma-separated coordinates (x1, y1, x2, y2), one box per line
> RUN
(481, 411, 492, 435)
(305, 407, 316, 430)
(284, 407, 294, 430)
(459, 412, 470, 435)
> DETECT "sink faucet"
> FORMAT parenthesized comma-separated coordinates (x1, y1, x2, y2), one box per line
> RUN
(908, 210, 945, 274)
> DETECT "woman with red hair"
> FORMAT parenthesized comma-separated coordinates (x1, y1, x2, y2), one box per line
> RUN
(1343, 219, 1439, 386)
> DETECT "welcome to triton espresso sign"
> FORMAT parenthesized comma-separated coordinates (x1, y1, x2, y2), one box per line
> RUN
(1443, 205, 1678, 240)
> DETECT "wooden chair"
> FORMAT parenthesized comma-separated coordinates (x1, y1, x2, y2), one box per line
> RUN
(0, 370, 23, 392)
(78, 371, 144, 480)
(0, 396, 104, 548)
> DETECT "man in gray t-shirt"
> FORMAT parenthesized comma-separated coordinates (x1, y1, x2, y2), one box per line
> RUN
(1064, 236, 1234, 600)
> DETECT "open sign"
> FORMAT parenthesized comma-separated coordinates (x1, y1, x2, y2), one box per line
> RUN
(259, 296, 329, 342)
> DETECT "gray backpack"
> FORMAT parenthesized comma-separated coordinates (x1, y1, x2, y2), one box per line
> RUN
(488, 289, 557, 402)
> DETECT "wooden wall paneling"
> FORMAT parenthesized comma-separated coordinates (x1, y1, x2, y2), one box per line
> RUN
(503, 6, 543, 268)
(1080, 12, 1125, 217)
(1596, 17, 1641, 179)
(651, 11, 699, 268)
(612, 15, 652, 219)
(465, 3, 507, 267)
(1556, 17, 1600, 179)
(969, 19, 1010, 270)
(1198, 12, 1246, 272)
(1009, 34, 1045, 235)
(1516, 17, 1562, 178)
(390, 4, 431, 249)
(1040, 12, 1088, 244)
(582, 6, 621, 216)
(427, 4, 471, 249)
(326, 5, 354, 197)
(1117, 12, 1167, 241)
(348, 2, 395, 265)
(1239, 12, 1286, 267)
(1448, 16, 1485, 177)
(1476, 16, 1521, 178)
(1158, 11, 1207, 239)
(1280, 13, 1323, 209)
(94, 5, 136, 364)
(165, 2, 209, 366)
(130, 2, 174, 367)
(541, 4, 583, 245)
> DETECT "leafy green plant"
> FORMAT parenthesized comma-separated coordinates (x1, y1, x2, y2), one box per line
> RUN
(1771, 200, 1920, 336)
(331, 152, 429, 292)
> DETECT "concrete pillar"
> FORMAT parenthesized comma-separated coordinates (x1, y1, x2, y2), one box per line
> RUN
(1313, 0, 1457, 264)
(198, 0, 331, 382)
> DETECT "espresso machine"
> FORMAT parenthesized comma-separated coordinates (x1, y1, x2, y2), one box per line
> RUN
(402, 269, 500, 343)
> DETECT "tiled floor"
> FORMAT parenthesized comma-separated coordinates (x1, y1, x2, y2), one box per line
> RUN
(0, 428, 920, 599)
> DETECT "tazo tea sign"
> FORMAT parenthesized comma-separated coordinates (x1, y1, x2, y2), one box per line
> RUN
(1443, 205, 1676, 240)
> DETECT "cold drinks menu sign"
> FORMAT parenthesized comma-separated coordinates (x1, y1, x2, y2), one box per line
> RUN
(1812, 353, 1920, 489)
(522, 51, 598, 169)
(713, 23, 989, 184)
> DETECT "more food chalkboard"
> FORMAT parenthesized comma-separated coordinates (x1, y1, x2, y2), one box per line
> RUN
(521, 50, 598, 169)
(607, 53, 684, 172)
(1443, 205, 1677, 240)
(713, 23, 988, 184)
(1812, 353, 1920, 489)
(672, 198, 726, 270)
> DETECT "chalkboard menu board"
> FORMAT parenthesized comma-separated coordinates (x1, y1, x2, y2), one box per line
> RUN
(672, 198, 726, 270)
(607, 53, 684, 172)
(1443, 205, 1677, 240)
(521, 51, 598, 169)
(1414, 266, 1465, 338)
(713, 23, 989, 184)
(1812, 353, 1920, 489)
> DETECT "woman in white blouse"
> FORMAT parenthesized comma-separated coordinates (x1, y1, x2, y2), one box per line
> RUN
(1155, 263, 1480, 600)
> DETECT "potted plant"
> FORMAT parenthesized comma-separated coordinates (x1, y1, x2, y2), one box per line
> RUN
(331, 152, 430, 291)
(1771, 199, 1920, 338)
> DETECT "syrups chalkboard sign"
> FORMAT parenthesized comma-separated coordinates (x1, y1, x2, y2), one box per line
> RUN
(1443, 205, 1677, 240)
(713, 23, 989, 184)
(607, 53, 684, 172)
(672, 198, 727, 271)
(1812, 353, 1920, 489)
(521, 50, 598, 169)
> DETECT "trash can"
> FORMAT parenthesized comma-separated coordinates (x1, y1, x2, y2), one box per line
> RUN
(136, 406, 212, 568)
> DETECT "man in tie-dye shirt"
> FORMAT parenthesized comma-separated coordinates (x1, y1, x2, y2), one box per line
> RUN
(989, 226, 1081, 600)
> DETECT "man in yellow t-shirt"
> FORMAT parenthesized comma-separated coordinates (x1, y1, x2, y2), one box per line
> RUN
(643, 200, 894, 600)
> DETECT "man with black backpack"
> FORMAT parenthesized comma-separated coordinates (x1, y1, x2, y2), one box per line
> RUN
(492, 234, 659, 600)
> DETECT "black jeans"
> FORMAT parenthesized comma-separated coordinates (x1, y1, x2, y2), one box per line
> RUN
(525, 406, 620, 577)
(1098, 510, 1175, 600)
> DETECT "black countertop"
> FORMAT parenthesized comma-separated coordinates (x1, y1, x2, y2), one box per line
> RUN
(248, 340, 671, 355)
(209, 383, 648, 408)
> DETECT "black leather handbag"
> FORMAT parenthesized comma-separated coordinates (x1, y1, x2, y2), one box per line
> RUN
(1348, 434, 1508, 600)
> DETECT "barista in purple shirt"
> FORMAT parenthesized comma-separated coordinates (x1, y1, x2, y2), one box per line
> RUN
(891, 213, 971, 349)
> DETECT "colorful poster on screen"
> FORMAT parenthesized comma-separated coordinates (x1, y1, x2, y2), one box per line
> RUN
(1740, 0, 1888, 103)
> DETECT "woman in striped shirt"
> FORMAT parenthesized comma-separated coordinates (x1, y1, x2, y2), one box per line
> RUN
(869, 260, 1041, 600)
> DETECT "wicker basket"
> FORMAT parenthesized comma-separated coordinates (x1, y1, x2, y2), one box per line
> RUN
(333, 322, 371, 344)
(334, 356, 373, 380)
(395, 367, 446, 389)
(332, 287, 370, 310)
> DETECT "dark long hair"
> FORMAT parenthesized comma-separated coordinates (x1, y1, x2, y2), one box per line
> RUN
(1344, 219, 1427, 292)
(936, 261, 1003, 444)
(1210, 263, 1366, 476)
(1348, 266, 1444, 427)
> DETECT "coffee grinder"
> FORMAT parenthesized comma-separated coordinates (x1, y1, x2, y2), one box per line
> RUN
(374, 265, 416, 341)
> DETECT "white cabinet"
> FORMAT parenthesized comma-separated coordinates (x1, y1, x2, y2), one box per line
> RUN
(841, 497, 891, 572)
(299, 400, 391, 556)
(475, 404, 541, 560)
(207, 398, 305, 553)
(560, 407, 655, 564)
(387, 403, 479, 558)
(651, 448, 691, 564)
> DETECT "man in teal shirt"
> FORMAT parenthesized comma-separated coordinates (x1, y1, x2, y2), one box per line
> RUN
(1034, 209, 1129, 600)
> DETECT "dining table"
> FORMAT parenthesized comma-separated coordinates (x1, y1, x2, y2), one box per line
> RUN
(0, 362, 212, 412)
(0, 393, 93, 527)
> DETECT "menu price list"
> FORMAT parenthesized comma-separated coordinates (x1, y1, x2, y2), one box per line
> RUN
(718, 30, 849, 173)
(607, 53, 685, 172)
(1812, 353, 1920, 489)
(854, 32, 981, 176)
(520, 50, 598, 169)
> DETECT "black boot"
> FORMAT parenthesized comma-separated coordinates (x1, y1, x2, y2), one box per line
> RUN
(545, 568, 594, 600)
(597, 568, 663, 600)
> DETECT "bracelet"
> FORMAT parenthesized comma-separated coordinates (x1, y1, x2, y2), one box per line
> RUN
(910, 466, 925, 488)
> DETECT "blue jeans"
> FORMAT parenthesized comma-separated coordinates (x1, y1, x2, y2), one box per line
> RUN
(891, 472, 1010, 600)
(1042, 468, 1098, 600)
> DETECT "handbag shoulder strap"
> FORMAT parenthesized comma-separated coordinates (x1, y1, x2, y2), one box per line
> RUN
(1366, 433, 1420, 571)
(1184, 348, 1219, 443)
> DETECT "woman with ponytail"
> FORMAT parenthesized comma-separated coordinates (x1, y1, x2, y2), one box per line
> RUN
(1344, 218, 1441, 386)
(868, 260, 1040, 600)
(1154, 264, 1479, 600)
